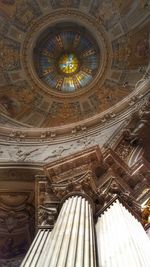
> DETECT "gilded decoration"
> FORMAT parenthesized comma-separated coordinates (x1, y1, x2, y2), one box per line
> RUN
(0, 38, 20, 72)
(34, 23, 100, 93)
(59, 53, 79, 74)
(23, 10, 109, 98)
(0, 1, 150, 263)
(0, 0, 149, 129)
(142, 198, 150, 226)
(0, 0, 19, 18)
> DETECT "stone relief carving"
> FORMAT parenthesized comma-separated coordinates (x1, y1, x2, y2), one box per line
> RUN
(0, 210, 18, 232)
(36, 177, 59, 229)
(124, 101, 150, 145)
(38, 205, 57, 226)
(0, 93, 148, 164)
(0, 205, 34, 233)
(0, 191, 35, 261)
(44, 145, 72, 161)
(43, 136, 96, 161)
(42, 169, 142, 220)
(115, 139, 133, 162)
(6, 146, 41, 162)
(0, 121, 122, 163)
(36, 144, 150, 228)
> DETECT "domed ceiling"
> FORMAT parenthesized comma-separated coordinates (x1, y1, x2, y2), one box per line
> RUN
(34, 23, 100, 93)
(0, 0, 149, 128)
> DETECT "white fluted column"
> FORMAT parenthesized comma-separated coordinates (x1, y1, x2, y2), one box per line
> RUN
(96, 199, 150, 267)
(21, 196, 96, 267)
(21, 229, 51, 267)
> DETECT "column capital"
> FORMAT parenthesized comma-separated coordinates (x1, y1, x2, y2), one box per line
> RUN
(36, 145, 147, 223)
(35, 175, 59, 229)
(51, 170, 98, 210)
(43, 146, 103, 213)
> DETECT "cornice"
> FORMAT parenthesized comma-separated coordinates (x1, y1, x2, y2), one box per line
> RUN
(34, 145, 150, 227)
(95, 195, 141, 222)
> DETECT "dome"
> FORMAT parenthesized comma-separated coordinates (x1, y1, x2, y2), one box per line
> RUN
(0, 0, 149, 132)
(0, 3, 150, 265)
(33, 23, 100, 93)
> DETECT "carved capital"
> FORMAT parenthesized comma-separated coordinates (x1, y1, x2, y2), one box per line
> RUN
(51, 170, 99, 208)
(40, 146, 149, 222)
(36, 176, 59, 229)
(38, 205, 57, 229)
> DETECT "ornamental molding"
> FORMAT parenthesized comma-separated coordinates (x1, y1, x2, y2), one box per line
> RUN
(35, 146, 150, 227)
(123, 99, 150, 145)
(0, 89, 149, 143)
(21, 9, 111, 99)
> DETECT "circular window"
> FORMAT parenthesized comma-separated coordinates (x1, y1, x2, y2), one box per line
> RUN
(33, 23, 100, 93)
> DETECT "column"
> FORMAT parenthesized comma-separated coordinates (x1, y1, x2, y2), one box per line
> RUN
(96, 199, 150, 267)
(21, 229, 51, 267)
(21, 195, 96, 267)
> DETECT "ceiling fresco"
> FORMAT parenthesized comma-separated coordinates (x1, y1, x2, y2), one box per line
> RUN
(0, 0, 149, 128)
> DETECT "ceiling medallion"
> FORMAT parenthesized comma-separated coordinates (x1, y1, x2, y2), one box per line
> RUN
(33, 23, 100, 93)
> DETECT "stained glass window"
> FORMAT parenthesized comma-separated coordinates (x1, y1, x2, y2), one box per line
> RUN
(34, 23, 100, 93)
(59, 53, 78, 74)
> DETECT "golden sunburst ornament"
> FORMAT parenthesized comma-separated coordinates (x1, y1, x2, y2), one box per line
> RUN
(59, 53, 78, 74)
